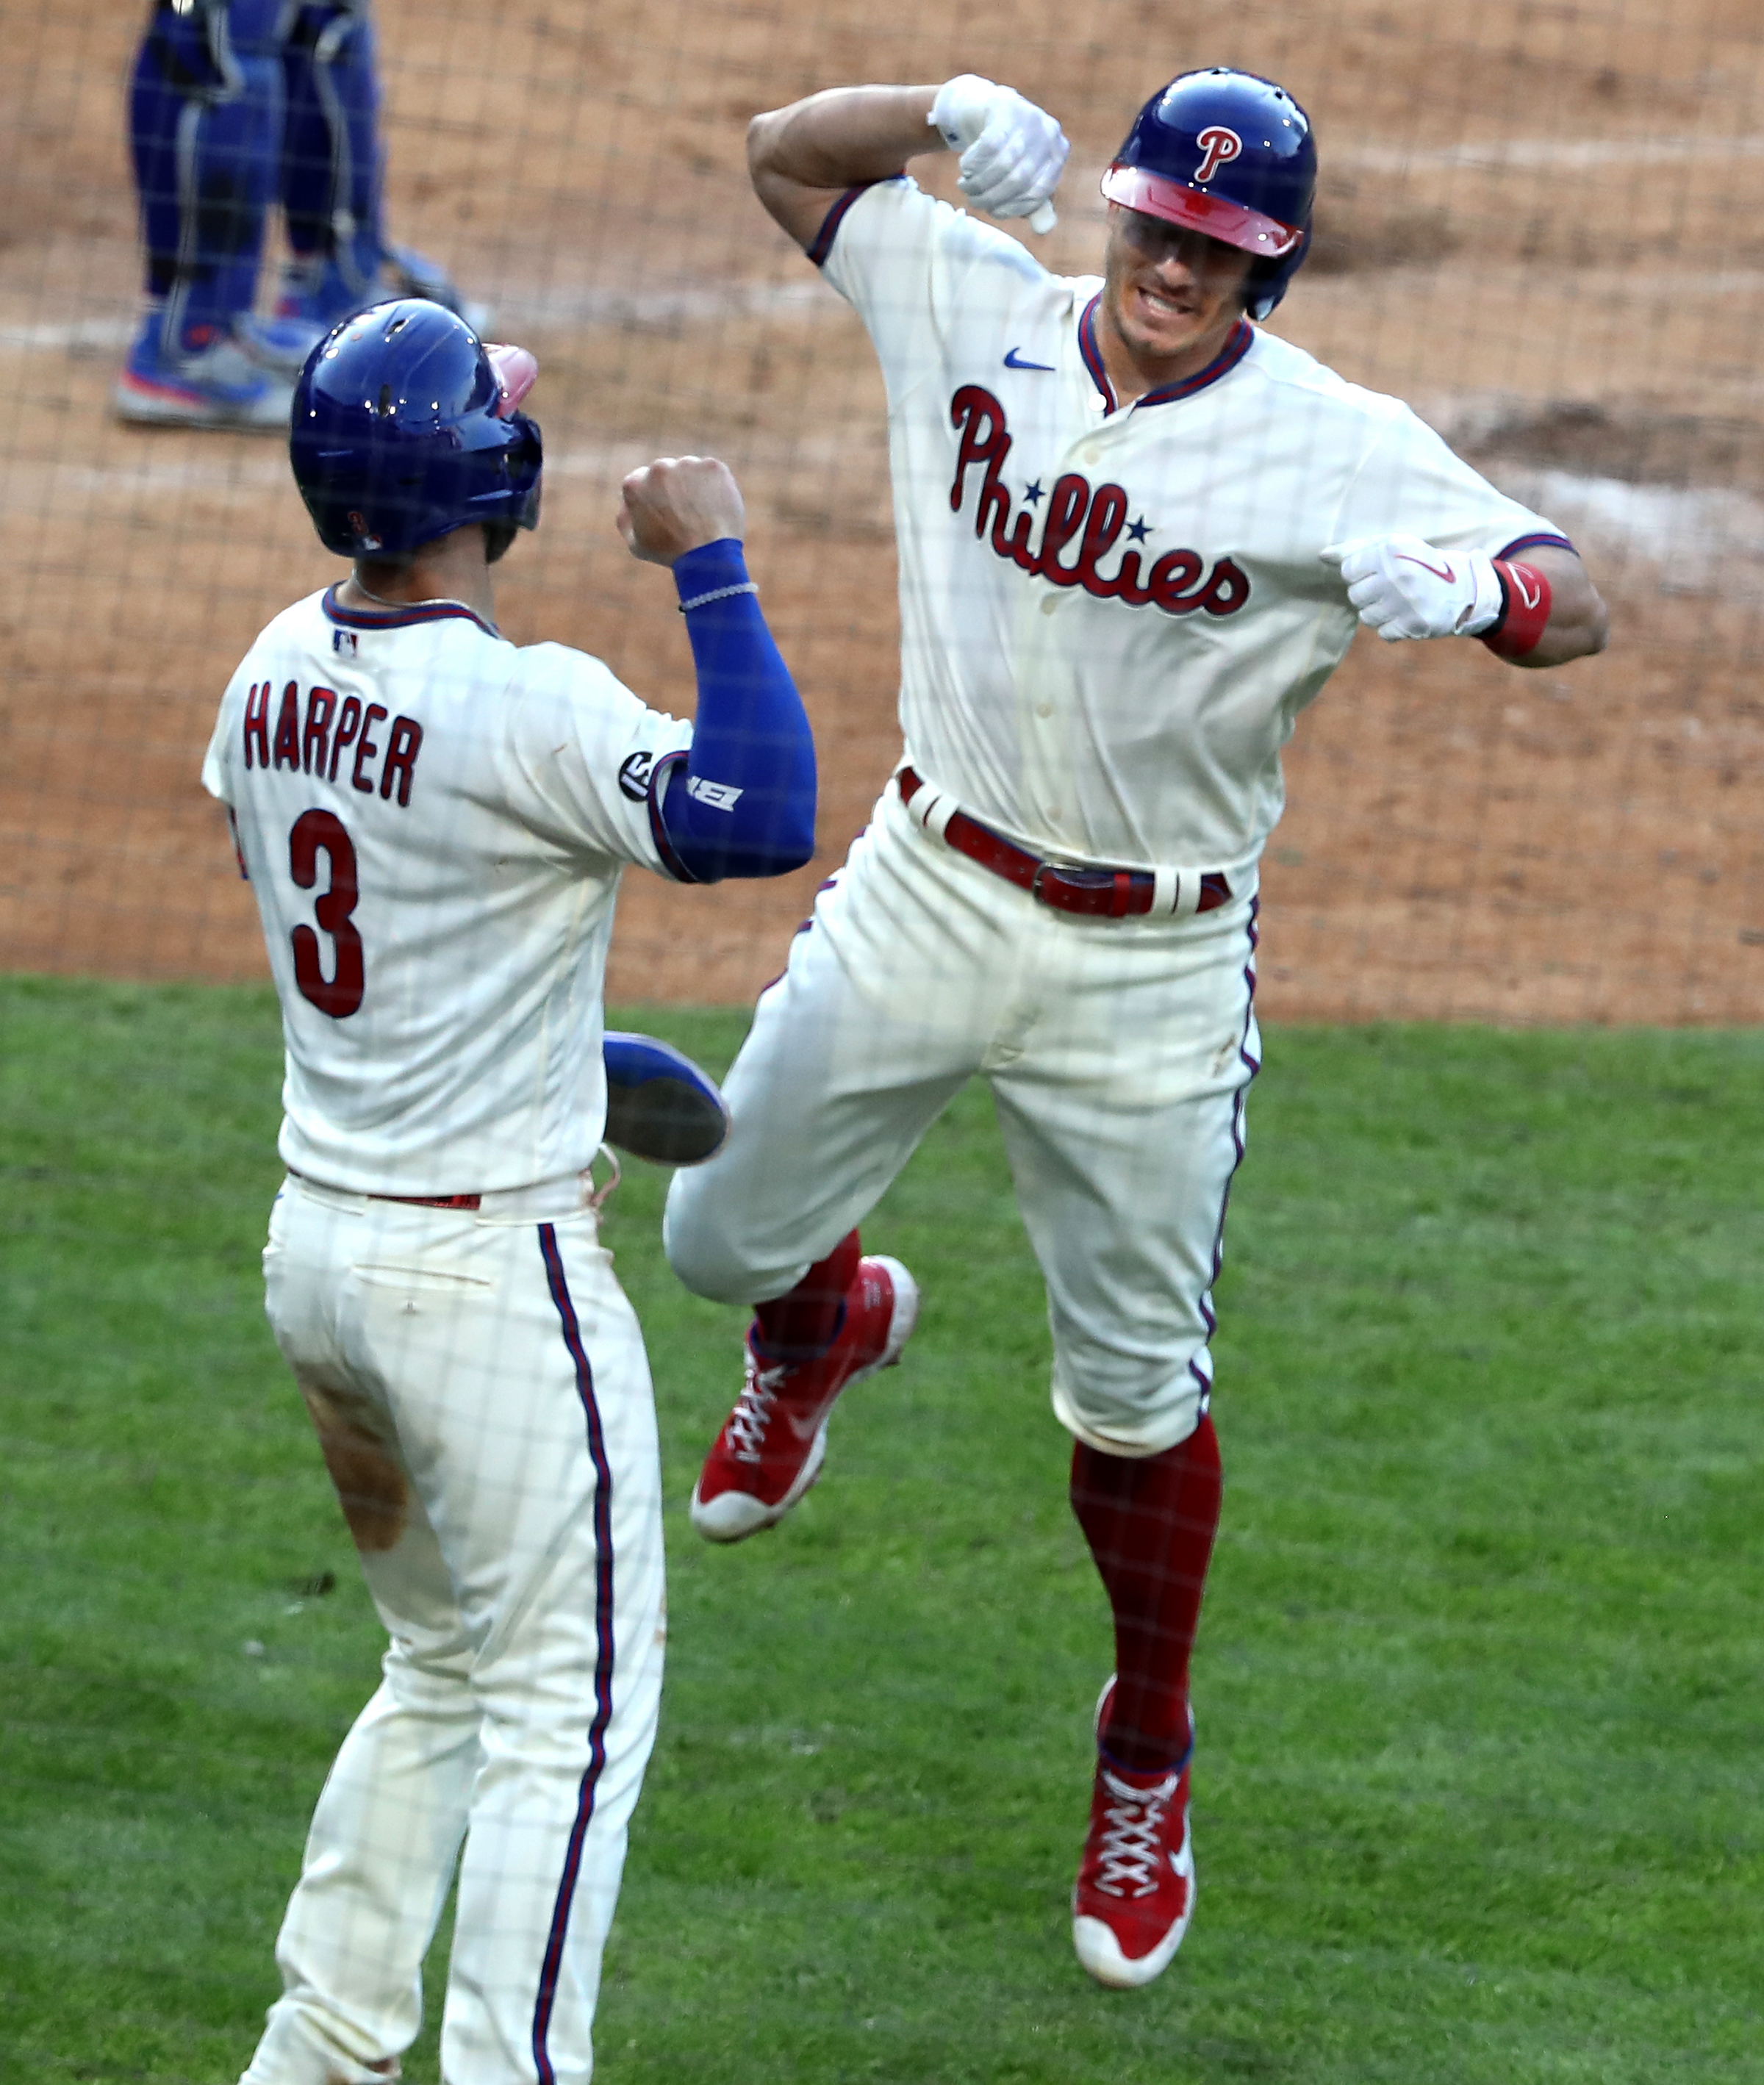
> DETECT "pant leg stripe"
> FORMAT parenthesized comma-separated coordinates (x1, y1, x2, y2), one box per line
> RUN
(531, 1223, 617, 2085)
(1191, 898, 1263, 1417)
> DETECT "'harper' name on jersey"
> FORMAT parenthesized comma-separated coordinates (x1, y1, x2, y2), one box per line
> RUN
(204, 589, 693, 1196)
(817, 177, 1568, 875)
(241, 676, 425, 805)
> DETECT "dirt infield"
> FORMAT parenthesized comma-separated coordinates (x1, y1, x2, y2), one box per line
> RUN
(4, 0, 1763, 1021)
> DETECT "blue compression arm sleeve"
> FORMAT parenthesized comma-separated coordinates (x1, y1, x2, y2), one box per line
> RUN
(653, 539, 817, 883)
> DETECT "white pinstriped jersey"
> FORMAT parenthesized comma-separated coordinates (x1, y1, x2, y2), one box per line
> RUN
(817, 177, 1568, 875)
(202, 588, 693, 1195)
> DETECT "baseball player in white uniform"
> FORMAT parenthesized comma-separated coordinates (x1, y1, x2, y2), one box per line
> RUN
(205, 298, 817, 2083)
(663, 68, 1608, 1989)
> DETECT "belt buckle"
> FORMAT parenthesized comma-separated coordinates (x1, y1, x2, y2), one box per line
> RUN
(1028, 858, 1084, 908)
(1032, 858, 1114, 910)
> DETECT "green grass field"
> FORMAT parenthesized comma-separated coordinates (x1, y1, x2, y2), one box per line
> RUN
(2, 974, 1761, 2085)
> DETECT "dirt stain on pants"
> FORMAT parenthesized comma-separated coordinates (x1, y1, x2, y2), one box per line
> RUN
(301, 1382, 410, 1554)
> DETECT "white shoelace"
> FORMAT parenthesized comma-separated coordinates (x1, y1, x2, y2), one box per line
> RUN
(725, 1360, 788, 1462)
(1094, 1768, 1180, 1899)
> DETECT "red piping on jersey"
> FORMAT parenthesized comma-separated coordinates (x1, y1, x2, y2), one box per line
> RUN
(1078, 301, 1254, 416)
(808, 175, 906, 269)
(321, 585, 499, 637)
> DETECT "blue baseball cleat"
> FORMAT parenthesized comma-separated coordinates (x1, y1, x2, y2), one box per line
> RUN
(234, 309, 332, 376)
(113, 310, 294, 430)
(603, 1033, 730, 1166)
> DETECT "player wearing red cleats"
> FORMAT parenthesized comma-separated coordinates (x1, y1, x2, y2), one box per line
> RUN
(1073, 1754, 1196, 1989)
(662, 60, 1606, 1989)
(1073, 1679, 1197, 1989)
(690, 1254, 919, 1543)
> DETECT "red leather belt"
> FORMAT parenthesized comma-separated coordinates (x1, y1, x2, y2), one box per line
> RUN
(897, 767, 1230, 922)
(373, 1191, 481, 1210)
(290, 1169, 481, 1210)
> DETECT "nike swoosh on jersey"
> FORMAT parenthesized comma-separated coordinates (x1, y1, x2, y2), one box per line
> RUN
(1394, 553, 1456, 583)
(1003, 347, 1056, 370)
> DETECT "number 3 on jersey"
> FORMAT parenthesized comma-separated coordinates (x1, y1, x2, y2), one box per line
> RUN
(290, 808, 365, 1018)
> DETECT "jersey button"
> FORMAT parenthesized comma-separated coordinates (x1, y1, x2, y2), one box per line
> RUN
(1036, 702, 1053, 717)
(1039, 594, 1059, 616)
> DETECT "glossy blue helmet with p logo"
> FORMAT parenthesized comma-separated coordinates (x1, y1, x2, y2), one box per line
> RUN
(290, 298, 542, 558)
(1101, 68, 1317, 320)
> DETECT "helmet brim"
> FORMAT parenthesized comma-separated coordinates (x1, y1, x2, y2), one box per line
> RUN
(1100, 162, 1304, 259)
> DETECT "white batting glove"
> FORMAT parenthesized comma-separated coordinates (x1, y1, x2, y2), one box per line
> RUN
(930, 74, 1069, 232)
(1321, 534, 1505, 642)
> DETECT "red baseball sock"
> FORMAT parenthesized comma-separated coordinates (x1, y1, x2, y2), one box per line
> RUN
(1070, 1415, 1223, 1776)
(752, 1229, 861, 1362)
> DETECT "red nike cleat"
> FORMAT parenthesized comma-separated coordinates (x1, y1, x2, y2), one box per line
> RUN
(1072, 1679, 1197, 1988)
(689, 1255, 919, 1543)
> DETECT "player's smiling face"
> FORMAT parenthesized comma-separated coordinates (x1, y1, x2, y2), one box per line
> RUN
(1100, 207, 1254, 369)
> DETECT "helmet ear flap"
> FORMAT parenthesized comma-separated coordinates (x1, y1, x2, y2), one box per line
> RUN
(1246, 221, 1311, 320)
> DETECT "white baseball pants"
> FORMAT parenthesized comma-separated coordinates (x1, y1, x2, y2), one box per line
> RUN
(664, 786, 1261, 1457)
(242, 1175, 664, 2085)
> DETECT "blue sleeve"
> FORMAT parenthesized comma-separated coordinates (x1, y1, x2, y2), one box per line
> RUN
(653, 539, 817, 883)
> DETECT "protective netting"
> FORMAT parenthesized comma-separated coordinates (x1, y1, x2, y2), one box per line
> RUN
(3, 0, 1762, 1020)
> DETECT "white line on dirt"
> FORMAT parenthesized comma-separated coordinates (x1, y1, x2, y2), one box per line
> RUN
(1502, 467, 1764, 595)
(0, 277, 842, 355)
(490, 276, 840, 330)
(0, 317, 135, 350)
(1, 453, 287, 492)
(1338, 134, 1764, 173)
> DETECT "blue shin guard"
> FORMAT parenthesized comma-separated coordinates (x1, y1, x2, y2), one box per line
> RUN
(128, 0, 283, 353)
(279, 0, 386, 317)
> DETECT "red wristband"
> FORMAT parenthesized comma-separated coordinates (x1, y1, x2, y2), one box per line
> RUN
(1480, 560, 1552, 659)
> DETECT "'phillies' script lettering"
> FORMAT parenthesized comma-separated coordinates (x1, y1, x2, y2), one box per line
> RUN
(948, 386, 1250, 617)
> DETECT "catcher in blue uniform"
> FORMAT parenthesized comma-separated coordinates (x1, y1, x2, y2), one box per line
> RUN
(115, 0, 477, 429)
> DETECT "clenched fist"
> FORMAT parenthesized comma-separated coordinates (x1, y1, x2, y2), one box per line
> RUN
(930, 75, 1069, 232)
(618, 456, 746, 567)
(1320, 534, 1505, 642)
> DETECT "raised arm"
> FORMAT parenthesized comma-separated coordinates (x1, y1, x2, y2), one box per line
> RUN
(749, 79, 1070, 251)
(618, 456, 816, 882)
(747, 86, 941, 249)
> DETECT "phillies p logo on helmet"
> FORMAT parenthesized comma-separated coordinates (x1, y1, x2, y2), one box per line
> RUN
(1101, 71, 1316, 317)
(1194, 125, 1243, 183)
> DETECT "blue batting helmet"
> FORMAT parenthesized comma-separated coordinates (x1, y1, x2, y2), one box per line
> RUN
(290, 299, 542, 558)
(1101, 69, 1317, 320)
